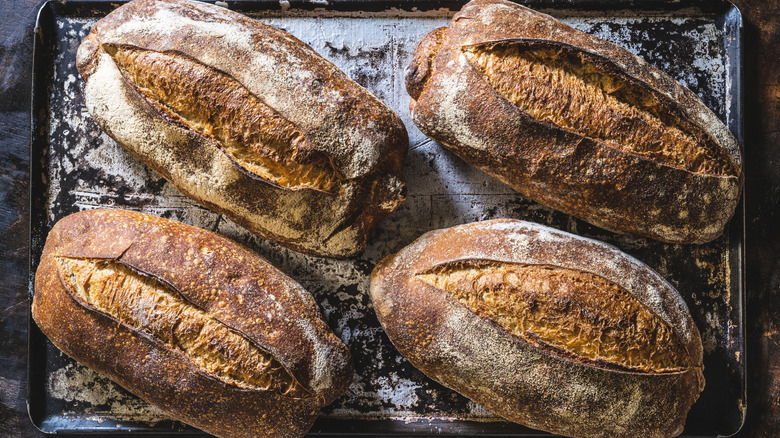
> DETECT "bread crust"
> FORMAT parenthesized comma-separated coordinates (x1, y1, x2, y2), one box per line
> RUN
(32, 209, 353, 438)
(370, 219, 704, 438)
(77, 0, 408, 258)
(406, 0, 741, 244)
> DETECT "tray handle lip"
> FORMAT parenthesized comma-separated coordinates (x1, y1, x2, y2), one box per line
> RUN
(29, 0, 52, 296)
(723, 3, 747, 437)
(19, 0, 741, 14)
(28, 0, 54, 432)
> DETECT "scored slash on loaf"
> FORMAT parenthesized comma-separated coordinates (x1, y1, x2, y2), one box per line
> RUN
(77, 0, 409, 258)
(406, 0, 742, 244)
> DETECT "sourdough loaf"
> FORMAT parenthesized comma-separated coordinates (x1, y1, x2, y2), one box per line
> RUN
(77, 0, 408, 258)
(406, 0, 742, 244)
(370, 219, 704, 438)
(32, 209, 353, 438)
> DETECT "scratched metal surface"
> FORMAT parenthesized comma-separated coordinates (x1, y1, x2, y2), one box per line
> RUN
(28, 1, 743, 436)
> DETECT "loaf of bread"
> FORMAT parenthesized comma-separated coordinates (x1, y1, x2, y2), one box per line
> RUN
(32, 209, 353, 438)
(406, 0, 742, 244)
(370, 219, 704, 438)
(76, 0, 408, 258)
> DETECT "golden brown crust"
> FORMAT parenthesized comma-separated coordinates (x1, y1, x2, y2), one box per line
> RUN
(110, 46, 342, 193)
(76, 0, 408, 258)
(32, 209, 353, 438)
(416, 260, 690, 374)
(406, 27, 447, 102)
(461, 41, 734, 176)
(370, 219, 704, 438)
(55, 256, 311, 397)
(406, 0, 742, 244)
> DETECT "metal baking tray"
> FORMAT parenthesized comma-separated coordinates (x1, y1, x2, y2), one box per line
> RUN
(29, 0, 744, 435)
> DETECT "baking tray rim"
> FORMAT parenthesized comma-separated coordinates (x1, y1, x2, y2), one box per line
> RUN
(27, 0, 746, 436)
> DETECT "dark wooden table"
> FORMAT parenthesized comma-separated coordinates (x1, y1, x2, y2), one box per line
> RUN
(1, 0, 778, 436)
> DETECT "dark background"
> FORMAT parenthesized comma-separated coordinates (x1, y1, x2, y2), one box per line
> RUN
(2, 0, 778, 436)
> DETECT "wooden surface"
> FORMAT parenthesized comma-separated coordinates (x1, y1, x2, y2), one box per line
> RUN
(734, 1, 780, 436)
(0, 0, 777, 436)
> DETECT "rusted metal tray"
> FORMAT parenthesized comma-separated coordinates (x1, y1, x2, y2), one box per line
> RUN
(29, 0, 744, 435)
